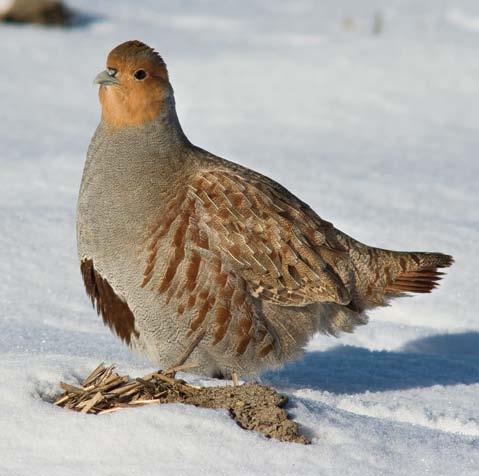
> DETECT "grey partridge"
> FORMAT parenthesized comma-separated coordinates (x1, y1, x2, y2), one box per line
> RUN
(77, 41, 453, 378)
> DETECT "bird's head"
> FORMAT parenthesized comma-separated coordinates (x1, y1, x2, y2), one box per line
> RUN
(94, 40, 172, 128)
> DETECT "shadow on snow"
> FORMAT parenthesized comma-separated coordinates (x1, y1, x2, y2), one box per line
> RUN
(263, 332, 479, 394)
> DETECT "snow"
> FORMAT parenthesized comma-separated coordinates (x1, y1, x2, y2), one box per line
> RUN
(1, 0, 478, 474)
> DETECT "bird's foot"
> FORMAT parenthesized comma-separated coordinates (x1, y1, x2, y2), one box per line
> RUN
(164, 361, 199, 378)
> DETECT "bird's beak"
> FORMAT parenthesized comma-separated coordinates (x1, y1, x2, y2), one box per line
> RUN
(93, 70, 120, 86)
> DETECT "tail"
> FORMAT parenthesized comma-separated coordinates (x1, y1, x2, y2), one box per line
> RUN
(352, 247, 454, 309)
(384, 252, 453, 295)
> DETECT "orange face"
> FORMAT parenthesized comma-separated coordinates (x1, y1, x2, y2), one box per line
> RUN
(95, 41, 170, 128)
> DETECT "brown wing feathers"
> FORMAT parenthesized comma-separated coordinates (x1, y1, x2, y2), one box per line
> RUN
(189, 170, 351, 307)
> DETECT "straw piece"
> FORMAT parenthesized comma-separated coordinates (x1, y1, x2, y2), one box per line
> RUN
(59, 382, 84, 394)
(82, 363, 106, 387)
(81, 392, 103, 414)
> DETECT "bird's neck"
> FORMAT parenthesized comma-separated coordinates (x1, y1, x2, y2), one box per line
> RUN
(100, 95, 190, 151)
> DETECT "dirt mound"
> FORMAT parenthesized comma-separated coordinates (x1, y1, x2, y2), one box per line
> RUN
(0, 0, 72, 25)
(54, 364, 309, 444)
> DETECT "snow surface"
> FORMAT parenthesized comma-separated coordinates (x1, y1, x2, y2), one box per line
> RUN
(1, 0, 478, 474)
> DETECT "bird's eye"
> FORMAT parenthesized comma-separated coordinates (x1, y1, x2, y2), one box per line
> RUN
(134, 69, 147, 80)
(107, 68, 117, 77)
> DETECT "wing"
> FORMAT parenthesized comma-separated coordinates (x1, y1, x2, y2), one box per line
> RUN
(200, 168, 351, 303)
(140, 166, 351, 331)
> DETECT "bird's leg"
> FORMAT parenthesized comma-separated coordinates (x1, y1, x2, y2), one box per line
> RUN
(165, 329, 206, 378)
(232, 370, 240, 387)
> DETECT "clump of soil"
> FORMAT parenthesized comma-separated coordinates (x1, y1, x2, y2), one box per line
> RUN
(0, 0, 72, 26)
(54, 364, 309, 444)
